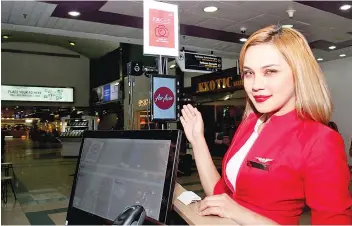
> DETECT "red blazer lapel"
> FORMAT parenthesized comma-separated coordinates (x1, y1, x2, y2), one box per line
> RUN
(235, 111, 301, 195)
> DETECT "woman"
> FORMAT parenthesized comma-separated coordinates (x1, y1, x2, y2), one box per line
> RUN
(180, 25, 351, 225)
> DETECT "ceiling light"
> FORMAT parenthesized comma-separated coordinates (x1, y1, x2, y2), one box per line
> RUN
(69, 41, 76, 46)
(328, 46, 336, 50)
(239, 38, 247, 42)
(340, 4, 351, 10)
(2, 35, 9, 39)
(68, 11, 80, 17)
(282, 24, 293, 28)
(169, 64, 176, 69)
(317, 58, 323, 61)
(339, 54, 346, 57)
(203, 6, 218, 12)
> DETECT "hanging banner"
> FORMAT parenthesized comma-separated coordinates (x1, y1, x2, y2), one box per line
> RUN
(1, 85, 74, 102)
(143, 0, 179, 57)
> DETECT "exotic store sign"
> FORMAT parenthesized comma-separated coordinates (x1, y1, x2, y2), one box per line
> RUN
(191, 67, 243, 94)
(196, 77, 243, 93)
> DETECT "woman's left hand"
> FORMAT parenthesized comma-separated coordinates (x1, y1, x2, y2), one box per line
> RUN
(198, 194, 239, 219)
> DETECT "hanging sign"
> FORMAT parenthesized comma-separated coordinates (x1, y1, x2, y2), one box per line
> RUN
(143, 0, 179, 57)
(176, 52, 222, 73)
(92, 81, 120, 105)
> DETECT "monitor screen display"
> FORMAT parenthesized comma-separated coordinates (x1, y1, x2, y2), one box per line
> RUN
(66, 130, 183, 225)
(92, 81, 120, 105)
(151, 75, 177, 121)
(73, 138, 170, 220)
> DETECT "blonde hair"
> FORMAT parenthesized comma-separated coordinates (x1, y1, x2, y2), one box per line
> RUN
(239, 25, 332, 124)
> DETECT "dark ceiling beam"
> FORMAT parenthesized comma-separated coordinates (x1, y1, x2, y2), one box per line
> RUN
(296, 1, 352, 20)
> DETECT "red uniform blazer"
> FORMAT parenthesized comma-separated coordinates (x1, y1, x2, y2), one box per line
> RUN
(214, 110, 352, 225)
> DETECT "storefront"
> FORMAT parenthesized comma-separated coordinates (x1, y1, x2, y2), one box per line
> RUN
(1, 85, 76, 137)
(191, 67, 245, 155)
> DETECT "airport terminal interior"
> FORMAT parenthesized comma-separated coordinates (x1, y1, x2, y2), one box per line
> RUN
(1, 1, 352, 225)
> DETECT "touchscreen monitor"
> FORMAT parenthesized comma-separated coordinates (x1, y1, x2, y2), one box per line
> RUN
(66, 130, 183, 225)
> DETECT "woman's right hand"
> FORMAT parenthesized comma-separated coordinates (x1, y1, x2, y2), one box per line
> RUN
(180, 104, 204, 145)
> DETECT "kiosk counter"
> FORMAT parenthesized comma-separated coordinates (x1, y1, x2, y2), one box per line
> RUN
(173, 183, 238, 225)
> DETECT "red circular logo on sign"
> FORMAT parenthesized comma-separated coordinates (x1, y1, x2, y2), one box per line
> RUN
(154, 87, 175, 110)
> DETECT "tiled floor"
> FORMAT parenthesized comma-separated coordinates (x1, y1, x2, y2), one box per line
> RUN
(1, 138, 350, 225)
(1, 138, 75, 225)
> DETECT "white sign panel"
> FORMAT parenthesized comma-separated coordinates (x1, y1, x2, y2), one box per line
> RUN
(152, 76, 177, 121)
(110, 83, 119, 101)
(143, 0, 179, 57)
(1, 85, 74, 102)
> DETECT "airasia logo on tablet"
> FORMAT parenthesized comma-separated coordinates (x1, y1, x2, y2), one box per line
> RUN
(154, 87, 175, 110)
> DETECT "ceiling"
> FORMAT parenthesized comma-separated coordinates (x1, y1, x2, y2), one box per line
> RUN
(1, 1, 352, 61)
(1, 29, 119, 58)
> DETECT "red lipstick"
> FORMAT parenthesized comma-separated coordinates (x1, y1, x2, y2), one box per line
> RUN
(254, 95, 272, 103)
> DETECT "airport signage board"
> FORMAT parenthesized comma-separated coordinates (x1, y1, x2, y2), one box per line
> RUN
(176, 52, 222, 73)
(1, 85, 74, 102)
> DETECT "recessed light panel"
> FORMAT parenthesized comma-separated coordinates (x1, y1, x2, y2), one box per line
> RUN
(340, 5, 351, 10)
(203, 6, 218, 12)
(68, 11, 80, 17)
(239, 38, 247, 42)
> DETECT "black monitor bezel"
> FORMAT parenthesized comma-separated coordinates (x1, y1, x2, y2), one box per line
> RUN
(66, 130, 182, 225)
